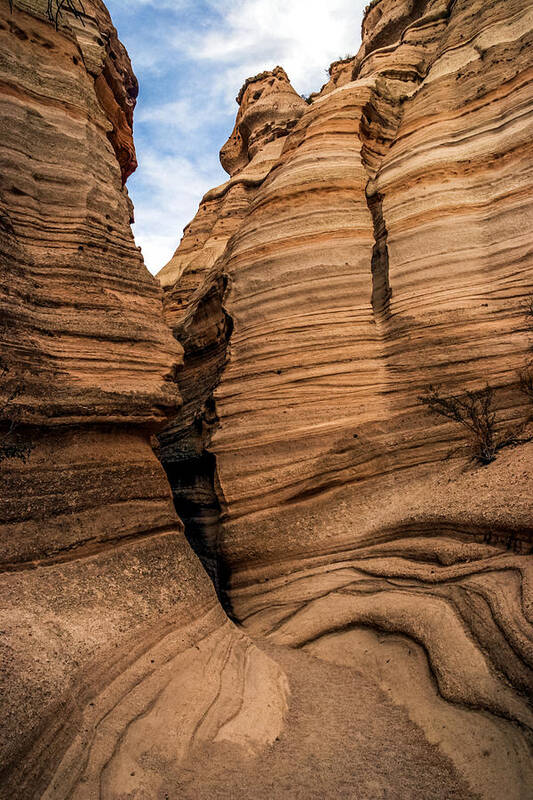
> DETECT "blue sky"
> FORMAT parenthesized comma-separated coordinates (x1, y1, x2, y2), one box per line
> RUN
(106, 0, 366, 274)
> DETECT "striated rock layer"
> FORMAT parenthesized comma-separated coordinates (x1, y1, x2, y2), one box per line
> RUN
(159, 0, 533, 796)
(0, 2, 287, 797)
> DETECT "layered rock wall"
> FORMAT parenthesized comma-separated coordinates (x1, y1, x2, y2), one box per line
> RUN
(158, 68, 308, 596)
(1, 0, 531, 795)
(0, 2, 287, 796)
(159, 1, 533, 795)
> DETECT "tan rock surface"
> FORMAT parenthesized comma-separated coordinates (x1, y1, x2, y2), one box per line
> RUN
(0, 3, 287, 797)
(1, 0, 532, 796)
(157, 643, 480, 800)
(157, 66, 306, 297)
(159, 0, 533, 796)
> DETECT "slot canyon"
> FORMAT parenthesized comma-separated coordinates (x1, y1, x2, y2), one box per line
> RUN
(0, 0, 532, 797)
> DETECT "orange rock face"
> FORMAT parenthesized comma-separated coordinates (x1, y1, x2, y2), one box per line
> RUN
(1, 0, 533, 795)
(158, 67, 307, 304)
(159, 0, 533, 795)
(0, 3, 287, 797)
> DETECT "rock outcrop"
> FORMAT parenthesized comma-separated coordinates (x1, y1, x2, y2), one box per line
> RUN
(0, 2, 287, 797)
(2, 0, 532, 796)
(159, 0, 533, 796)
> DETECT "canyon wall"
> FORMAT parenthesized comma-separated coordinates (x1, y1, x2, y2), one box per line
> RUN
(1, 0, 532, 796)
(159, 0, 533, 796)
(0, 2, 287, 797)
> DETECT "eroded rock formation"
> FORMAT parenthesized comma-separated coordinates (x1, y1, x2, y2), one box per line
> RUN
(159, 0, 533, 796)
(2, 0, 532, 796)
(0, 2, 287, 797)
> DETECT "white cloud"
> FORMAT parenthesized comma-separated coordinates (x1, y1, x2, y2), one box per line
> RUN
(130, 149, 224, 273)
(185, 0, 365, 98)
(135, 97, 212, 134)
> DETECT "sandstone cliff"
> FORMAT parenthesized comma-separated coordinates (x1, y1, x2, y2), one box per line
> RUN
(158, 1, 533, 797)
(1, 0, 532, 796)
(0, 2, 287, 797)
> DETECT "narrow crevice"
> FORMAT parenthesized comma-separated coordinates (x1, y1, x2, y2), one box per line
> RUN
(157, 270, 235, 615)
(358, 84, 403, 324)
(359, 0, 459, 322)
(367, 189, 392, 319)
(162, 448, 221, 587)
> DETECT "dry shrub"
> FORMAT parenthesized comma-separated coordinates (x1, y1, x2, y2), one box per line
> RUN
(0, 360, 32, 465)
(418, 384, 517, 465)
(519, 368, 533, 403)
(8, 0, 85, 28)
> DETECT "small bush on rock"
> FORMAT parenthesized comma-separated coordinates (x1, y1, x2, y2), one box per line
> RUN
(0, 360, 32, 465)
(519, 368, 533, 403)
(418, 384, 514, 465)
(9, 0, 85, 29)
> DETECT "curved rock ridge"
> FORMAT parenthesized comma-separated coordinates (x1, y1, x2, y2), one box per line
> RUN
(229, 443, 533, 799)
(0, 3, 288, 796)
(158, 0, 533, 795)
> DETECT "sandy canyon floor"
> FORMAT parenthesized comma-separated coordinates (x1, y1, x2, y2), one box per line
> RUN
(164, 643, 478, 800)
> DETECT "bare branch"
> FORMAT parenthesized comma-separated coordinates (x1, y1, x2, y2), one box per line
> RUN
(8, 1, 85, 28)
(46, 0, 86, 29)
(0, 358, 33, 465)
(418, 384, 504, 465)
(519, 367, 533, 402)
